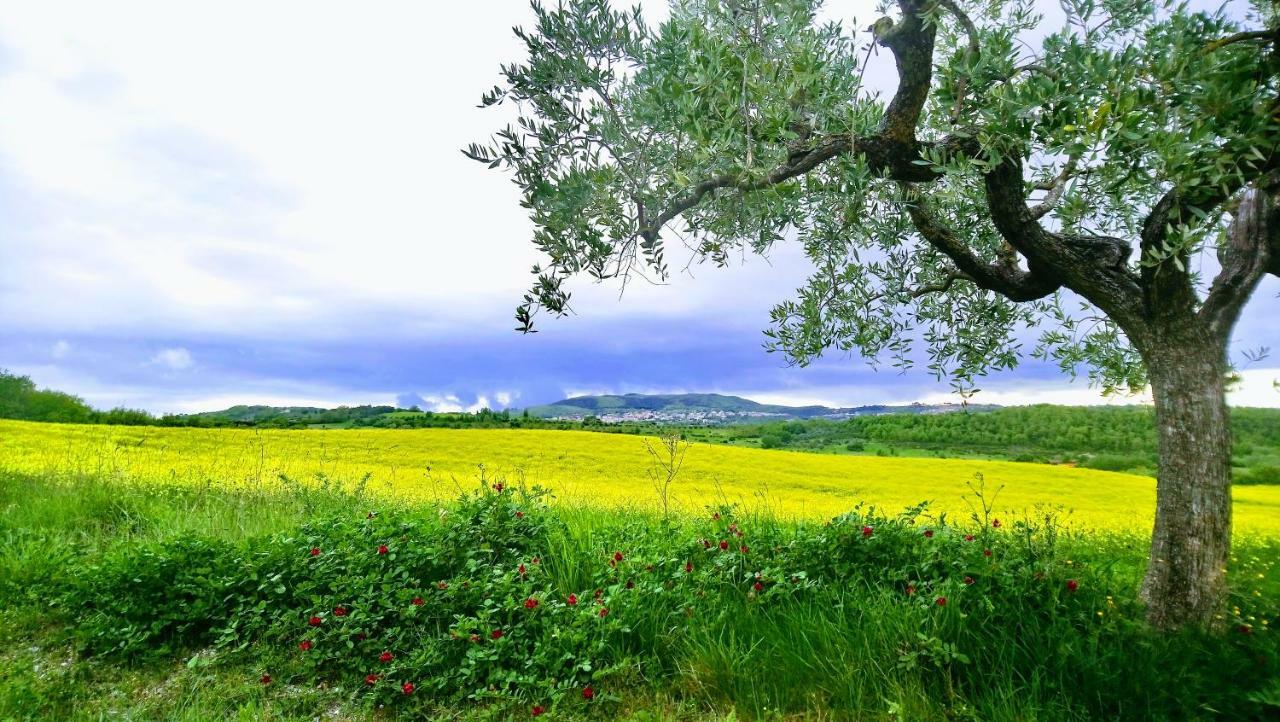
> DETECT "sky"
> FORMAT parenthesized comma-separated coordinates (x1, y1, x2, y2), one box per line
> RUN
(1, 0, 1277, 414)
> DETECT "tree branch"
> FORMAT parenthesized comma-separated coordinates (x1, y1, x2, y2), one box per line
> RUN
(900, 182, 1060, 302)
(1201, 188, 1275, 337)
(1203, 28, 1279, 54)
(872, 0, 938, 144)
(1028, 156, 1079, 219)
(936, 0, 980, 122)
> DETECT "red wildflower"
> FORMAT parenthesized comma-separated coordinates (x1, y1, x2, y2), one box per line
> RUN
(469, 633, 480, 643)
(309, 615, 323, 626)
(598, 608, 609, 617)
(377, 544, 389, 555)
(684, 561, 693, 573)
(493, 483, 504, 493)
(402, 682, 415, 695)
(923, 529, 934, 538)
(753, 581, 764, 592)
(702, 539, 712, 548)
(379, 651, 394, 663)
(333, 606, 348, 617)
(366, 511, 375, 519)
(260, 673, 272, 685)
(519, 564, 527, 577)
(309, 547, 321, 557)
(906, 584, 916, 596)
(1240, 624, 1254, 635)
(582, 686, 595, 700)
(412, 596, 424, 606)
(614, 551, 624, 562)
(712, 512, 720, 520)
(936, 596, 947, 607)
(531, 556, 540, 564)
(524, 597, 539, 609)
(365, 674, 379, 685)
(963, 576, 975, 585)
(625, 580, 635, 589)
(594, 588, 603, 598)
(491, 629, 504, 640)
(531, 705, 545, 716)
(515, 511, 525, 519)
(983, 548, 993, 557)
(719, 540, 730, 551)
(862, 526, 873, 538)
(740, 545, 749, 554)
(437, 581, 448, 590)
(299, 640, 313, 651)
(992, 519, 1001, 528)
(963, 534, 975, 542)
(1066, 579, 1079, 592)
(567, 593, 578, 605)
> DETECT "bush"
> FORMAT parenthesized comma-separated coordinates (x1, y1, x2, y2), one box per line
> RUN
(1238, 465, 1280, 485)
(1080, 454, 1149, 472)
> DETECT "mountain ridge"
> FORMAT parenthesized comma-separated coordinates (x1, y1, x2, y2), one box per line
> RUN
(522, 392, 996, 423)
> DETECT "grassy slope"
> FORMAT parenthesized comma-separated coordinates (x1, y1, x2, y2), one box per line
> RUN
(2, 420, 1279, 534)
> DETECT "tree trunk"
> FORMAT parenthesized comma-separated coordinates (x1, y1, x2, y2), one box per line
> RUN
(1139, 327, 1233, 629)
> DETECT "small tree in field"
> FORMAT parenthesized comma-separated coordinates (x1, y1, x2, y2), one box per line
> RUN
(467, 0, 1279, 628)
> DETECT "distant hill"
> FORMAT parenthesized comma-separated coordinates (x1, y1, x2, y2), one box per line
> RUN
(522, 393, 995, 423)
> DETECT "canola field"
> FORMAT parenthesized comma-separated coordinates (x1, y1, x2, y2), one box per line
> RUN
(2, 419, 1279, 534)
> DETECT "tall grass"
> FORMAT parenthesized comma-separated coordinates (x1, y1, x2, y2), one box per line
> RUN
(1, 468, 1277, 721)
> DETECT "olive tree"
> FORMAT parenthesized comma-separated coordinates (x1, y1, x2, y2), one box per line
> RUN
(466, 0, 1279, 628)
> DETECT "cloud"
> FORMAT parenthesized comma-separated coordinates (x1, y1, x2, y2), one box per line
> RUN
(51, 340, 70, 359)
(150, 347, 193, 371)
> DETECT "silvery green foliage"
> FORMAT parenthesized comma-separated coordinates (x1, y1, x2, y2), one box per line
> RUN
(468, 0, 1277, 395)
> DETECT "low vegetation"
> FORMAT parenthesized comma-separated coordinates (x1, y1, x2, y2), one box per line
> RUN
(1, 469, 1276, 720)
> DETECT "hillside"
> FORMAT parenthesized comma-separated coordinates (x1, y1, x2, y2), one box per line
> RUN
(523, 392, 995, 423)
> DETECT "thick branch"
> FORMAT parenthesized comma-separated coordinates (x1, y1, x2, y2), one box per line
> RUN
(983, 159, 1145, 330)
(1204, 29, 1279, 54)
(873, 0, 938, 144)
(901, 183, 1060, 302)
(1201, 188, 1275, 336)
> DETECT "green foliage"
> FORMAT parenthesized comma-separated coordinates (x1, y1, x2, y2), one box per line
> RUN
(0, 370, 95, 423)
(5, 470, 1278, 719)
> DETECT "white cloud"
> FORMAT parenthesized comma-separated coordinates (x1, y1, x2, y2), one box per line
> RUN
(150, 347, 193, 371)
(50, 340, 70, 359)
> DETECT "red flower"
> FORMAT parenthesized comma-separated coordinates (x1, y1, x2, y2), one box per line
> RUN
(491, 629, 504, 640)
(923, 529, 934, 538)
(625, 580, 635, 589)
(437, 581, 448, 590)
(260, 673, 272, 685)
(613, 551, 624, 562)
(712, 512, 720, 520)
(862, 526, 873, 538)
(519, 564, 527, 577)
(299, 640, 313, 651)
(740, 545, 749, 554)
(582, 686, 595, 700)
(366, 511, 375, 519)
(719, 540, 729, 551)
(469, 633, 480, 643)
(377, 545, 389, 555)
(309, 547, 321, 557)
(935, 596, 947, 607)
(906, 584, 916, 596)
(684, 561, 693, 573)
(516, 511, 525, 519)
(379, 651, 394, 663)
(333, 606, 348, 617)
(598, 608, 609, 618)
(567, 593, 578, 605)
(412, 596, 424, 606)
(531, 705, 545, 716)
(992, 519, 1001, 528)
(1066, 579, 1079, 592)
(524, 597, 539, 609)
(308, 615, 323, 626)
(1240, 624, 1254, 635)
(983, 548, 993, 557)
(753, 581, 764, 592)
(365, 674, 379, 685)
(963, 576, 975, 585)
(493, 483, 504, 492)
(963, 534, 975, 542)
(402, 682, 415, 695)
(531, 556, 540, 565)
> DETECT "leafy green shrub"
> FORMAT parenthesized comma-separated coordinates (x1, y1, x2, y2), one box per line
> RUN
(1238, 466, 1280, 485)
(1080, 454, 1149, 472)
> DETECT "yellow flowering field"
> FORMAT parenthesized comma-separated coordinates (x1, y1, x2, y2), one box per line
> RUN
(2, 419, 1278, 534)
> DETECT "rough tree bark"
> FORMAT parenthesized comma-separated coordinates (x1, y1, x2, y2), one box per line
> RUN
(1138, 323, 1233, 628)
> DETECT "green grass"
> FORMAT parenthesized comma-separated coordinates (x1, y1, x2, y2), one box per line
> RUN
(1, 469, 1278, 721)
